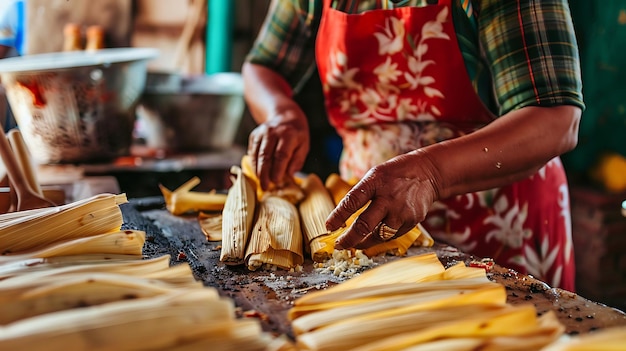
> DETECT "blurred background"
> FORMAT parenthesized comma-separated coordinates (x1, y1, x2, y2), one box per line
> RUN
(0, 0, 624, 316)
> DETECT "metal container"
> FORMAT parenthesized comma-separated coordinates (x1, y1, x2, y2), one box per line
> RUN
(0, 48, 158, 164)
(135, 72, 245, 152)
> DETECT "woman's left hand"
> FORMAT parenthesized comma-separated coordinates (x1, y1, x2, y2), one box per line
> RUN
(326, 150, 441, 249)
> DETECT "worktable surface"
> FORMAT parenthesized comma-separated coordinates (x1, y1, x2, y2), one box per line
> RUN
(121, 197, 626, 340)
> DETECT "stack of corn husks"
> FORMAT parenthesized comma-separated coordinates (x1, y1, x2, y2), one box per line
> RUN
(289, 252, 567, 351)
(217, 156, 434, 272)
(0, 193, 292, 351)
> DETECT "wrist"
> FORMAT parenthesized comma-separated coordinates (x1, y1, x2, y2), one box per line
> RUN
(410, 147, 445, 202)
(269, 102, 309, 129)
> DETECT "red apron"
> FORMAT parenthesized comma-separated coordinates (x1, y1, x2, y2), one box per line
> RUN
(315, 0, 575, 291)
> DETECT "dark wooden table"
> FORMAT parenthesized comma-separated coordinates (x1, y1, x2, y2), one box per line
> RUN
(121, 196, 626, 340)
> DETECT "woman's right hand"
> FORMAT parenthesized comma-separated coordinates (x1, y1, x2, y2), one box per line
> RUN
(247, 106, 310, 190)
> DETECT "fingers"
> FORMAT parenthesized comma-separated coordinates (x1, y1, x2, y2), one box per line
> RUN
(328, 163, 426, 250)
(247, 130, 262, 173)
(333, 196, 401, 250)
(286, 142, 308, 178)
(256, 132, 279, 190)
(247, 123, 309, 190)
(270, 136, 308, 187)
(325, 180, 374, 233)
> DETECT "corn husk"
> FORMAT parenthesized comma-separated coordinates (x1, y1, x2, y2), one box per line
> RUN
(220, 165, 257, 265)
(0, 254, 168, 281)
(292, 276, 492, 309)
(299, 253, 445, 305)
(0, 289, 234, 351)
(0, 254, 143, 280)
(0, 193, 126, 254)
(240, 155, 304, 204)
(291, 284, 507, 334)
(297, 304, 550, 351)
(292, 250, 564, 351)
(542, 325, 626, 351)
(198, 212, 222, 241)
(0, 230, 145, 264)
(245, 195, 303, 271)
(316, 174, 431, 260)
(324, 173, 354, 205)
(0, 271, 204, 324)
(298, 173, 335, 251)
(159, 177, 227, 215)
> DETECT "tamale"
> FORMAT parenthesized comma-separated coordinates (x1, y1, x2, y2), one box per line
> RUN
(245, 195, 304, 271)
(220, 165, 257, 265)
(298, 173, 336, 253)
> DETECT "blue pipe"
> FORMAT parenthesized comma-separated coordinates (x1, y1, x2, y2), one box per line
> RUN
(206, 1, 234, 73)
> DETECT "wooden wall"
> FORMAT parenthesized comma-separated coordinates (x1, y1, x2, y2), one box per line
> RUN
(26, 0, 132, 54)
(131, 0, 271, 74)
(24, 0, 272, 74)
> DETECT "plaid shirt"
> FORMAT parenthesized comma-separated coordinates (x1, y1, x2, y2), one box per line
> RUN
(246, 0, 584, 116)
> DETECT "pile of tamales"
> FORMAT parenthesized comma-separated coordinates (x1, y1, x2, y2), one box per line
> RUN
(0, 193, 291, 351)
(216, 156, 433, 272)
(288, 252, 626, 351)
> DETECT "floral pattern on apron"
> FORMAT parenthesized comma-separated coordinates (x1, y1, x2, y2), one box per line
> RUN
(315, 0, 575, 290)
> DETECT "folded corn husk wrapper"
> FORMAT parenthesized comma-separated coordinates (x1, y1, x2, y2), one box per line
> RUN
(245, 195, 304, 271)
(298, 173, 336, 253)
(220, 165, 257, 265)
(291, 253, 566, 351)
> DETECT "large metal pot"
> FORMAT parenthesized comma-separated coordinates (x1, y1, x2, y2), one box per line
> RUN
(0, 48, 158, 164)
(135, 72, 245, 152)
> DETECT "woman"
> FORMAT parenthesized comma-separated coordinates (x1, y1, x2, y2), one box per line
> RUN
(243, 0, 584, 291)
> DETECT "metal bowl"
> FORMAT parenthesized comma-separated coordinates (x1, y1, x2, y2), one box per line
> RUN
(135, 72, 245, 152)
(0, 48, 158, 164)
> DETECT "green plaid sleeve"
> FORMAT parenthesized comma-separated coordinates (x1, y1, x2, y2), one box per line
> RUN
(478, 0, 585, 115)
(245, 0, 320, 91)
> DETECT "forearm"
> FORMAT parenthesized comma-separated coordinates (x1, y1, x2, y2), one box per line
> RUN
(419, 105, 582, 200)
(242, 62, 304, 124)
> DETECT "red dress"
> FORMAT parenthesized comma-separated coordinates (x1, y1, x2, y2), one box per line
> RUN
(315, 0, 575, 291)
